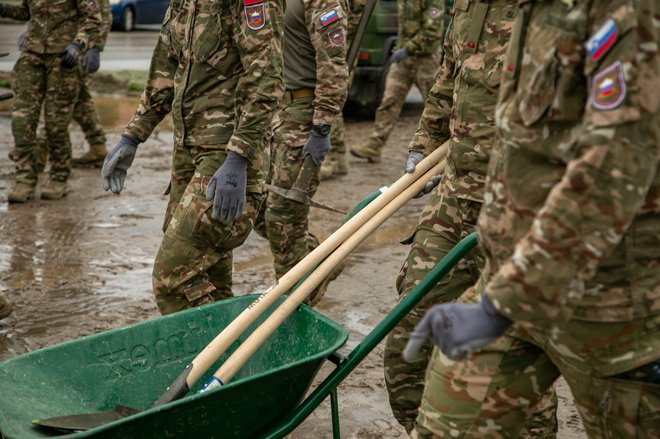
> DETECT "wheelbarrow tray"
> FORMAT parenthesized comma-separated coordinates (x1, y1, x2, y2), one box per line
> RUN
(0, 294, 347, 438)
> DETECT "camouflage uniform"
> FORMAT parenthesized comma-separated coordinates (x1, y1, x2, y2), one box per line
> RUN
(260, 0, 349, 304)
(350, 0, 444, 162)
(1, 0, 102, 200)
(384, 1, 557, 435)
(415, 0, 660, 437)
(123, 0, 284, 315)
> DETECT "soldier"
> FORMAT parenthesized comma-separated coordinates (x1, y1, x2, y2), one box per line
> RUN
(349, 0, 444, 163)
(101, 0, 285, 315)
(0, 0, 102, 202)
(405, 0, 660, 437)
(261, 0, 349, 305)
(383, 0, 557, 435)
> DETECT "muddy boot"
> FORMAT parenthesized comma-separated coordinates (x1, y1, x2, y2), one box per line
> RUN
(320, 153, 348, 181)
(350, 140, 382, 163)
(304, 260, 346, 307)
(40, 179, 68, 200)
(72, 143, 108, 168)
(35, 137, 49, 173)
(8, 182, 36, 203)
(0, 293, 12, 320)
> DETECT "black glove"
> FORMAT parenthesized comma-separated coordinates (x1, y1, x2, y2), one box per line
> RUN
(83, 48, 100, 73)
(17, 32, 26, 51)
(60, 41, 84, 68)
(403, 294, 512, 362)
(302, 124, 332, 166)
(204, 151, 248, 224)
(390, 47, 409, 64)
(101, 134, 140, 194)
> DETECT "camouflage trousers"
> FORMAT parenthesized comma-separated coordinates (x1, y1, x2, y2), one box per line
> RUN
(413, 301, 660, 439)
(262, 95, 321, 278)
(152, 143, 265, 315)
(11, 51, 81, 184)
(71, 73, 106, 147)
(368, 54, 439, 149)
(386, 182, 558, 436)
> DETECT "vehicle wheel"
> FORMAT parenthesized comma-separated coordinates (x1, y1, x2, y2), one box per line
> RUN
(118, 6, 135, 32)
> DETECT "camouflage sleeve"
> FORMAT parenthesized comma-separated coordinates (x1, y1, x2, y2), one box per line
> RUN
(304, 0, 349, 126)
(0, 0, 31, 21)
(486, 0, 660, 330)
(403, 0, 445, 57)
(346, 0, 367, 41)
(92, 0, 113, 51)
(125, 11, 177, 142)
(74, 0, 104, 48)
(229, 0, 285, 160)
(408, 19, 454, 155)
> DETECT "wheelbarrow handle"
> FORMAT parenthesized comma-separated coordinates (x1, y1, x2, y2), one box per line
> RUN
(154, 141, 449, 405)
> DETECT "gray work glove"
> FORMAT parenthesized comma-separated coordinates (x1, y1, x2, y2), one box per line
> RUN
(390, 47, 409, 64)
(302, 125, 332, 166)
(204, 151, 248, 224)
(406, 150, 442, 198)
(60, 41, 83, 68)
(101, 134, 140, 194)
(403, 294, 511, 362)
(83, 48, 101, 73)
(17, 32, 25, 51)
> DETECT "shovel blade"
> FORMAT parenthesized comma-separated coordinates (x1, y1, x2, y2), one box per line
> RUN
(265, 184, 346, 214)
(33, 404, 139, 433)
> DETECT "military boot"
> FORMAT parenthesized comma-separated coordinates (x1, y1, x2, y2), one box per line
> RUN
(72, 143, 108, 168)
(40, 179, 68, 200)
(350, 139, 382, 163)
(0, 293, 13, 320)
(8, 182, 36, 203)
(320, 153, 348, 181)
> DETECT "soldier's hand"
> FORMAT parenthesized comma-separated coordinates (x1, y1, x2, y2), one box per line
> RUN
(101, 134, 139, 194)
(16, 32, 26, 51)
(302, 125, 332, 166)
(406, 151, 441, 198)
(390, 48, 409, 64)
(204, 151, 248, 224)
(83, 48, 101, 73)
(60, 41, 83, 68)
(403, 294, 511, 362)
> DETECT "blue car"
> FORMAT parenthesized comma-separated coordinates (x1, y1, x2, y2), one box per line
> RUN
(110, 0, 170, 31)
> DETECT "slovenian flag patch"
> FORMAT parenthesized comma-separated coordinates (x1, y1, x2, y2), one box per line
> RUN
(586, 18, 619, 62)
(319, 9, 339, 27)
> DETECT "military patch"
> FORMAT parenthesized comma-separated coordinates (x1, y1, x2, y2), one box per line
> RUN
(586, 18, 619, 62)
(591, 61, 626, 110)
(86, 0, 98, 11)
(327, 27, 345, 47)
(319, 9, 339, 27)
(244, 0, 266, 30)
(429, 7, 440, 19)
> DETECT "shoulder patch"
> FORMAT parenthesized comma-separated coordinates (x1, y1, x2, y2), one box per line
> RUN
(591, 61, 626, 111)
(86, 0, 98, 11)
(319, 10, 339, 27)
(586, 18, 619, 62)
(327, 27, 345, 46)
(429, 7, 440, 19)
(244, 0, 266, 30)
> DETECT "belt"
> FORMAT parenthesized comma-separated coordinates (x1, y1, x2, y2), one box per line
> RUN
(286, 88, 315, 100)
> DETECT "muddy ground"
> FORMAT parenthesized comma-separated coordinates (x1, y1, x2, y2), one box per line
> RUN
(0, 92, 585, 438)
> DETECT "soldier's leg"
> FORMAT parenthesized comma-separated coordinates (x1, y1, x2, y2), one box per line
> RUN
(351, 60, 414, 162)
(152, 147, 264, 315)
(71, 75, 107, 167)
(321, 113, 348, 180)
(413, 322, 561, 438)
(412, 53, 441, 100)
(41, 55, 81, 198)
(385, 186, 483, 431)
(9, 52, 46, 201)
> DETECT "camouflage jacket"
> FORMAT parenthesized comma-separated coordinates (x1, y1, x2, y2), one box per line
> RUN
(478, 0, 659, 330)
(396, 0, 445, 57)
(90, 0, 112, 51)
(126, 0, 285, 161)
(282, 0, 349, 125)
(0, 0, 102, 54)
(408, 0, 516, 202)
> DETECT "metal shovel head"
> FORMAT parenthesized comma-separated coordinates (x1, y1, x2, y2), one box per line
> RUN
(265, 184, 346, 214)
(33, 404, 139, 433)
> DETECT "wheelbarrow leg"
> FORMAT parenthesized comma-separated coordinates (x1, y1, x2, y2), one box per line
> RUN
(331, 387, 341, 439)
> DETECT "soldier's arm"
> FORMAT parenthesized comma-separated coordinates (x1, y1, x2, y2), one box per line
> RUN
(304, 0, 349, 126)
(74, 0, 104, 49)
(125, 11, 178, 141)
(0, 0, 30, 21)
(403, 0, 445, 57)
(486, 0, 660, 330)
(408, 19, 454, 155)
(92, 0, 113, 51)
(230, 0, 285, 160)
